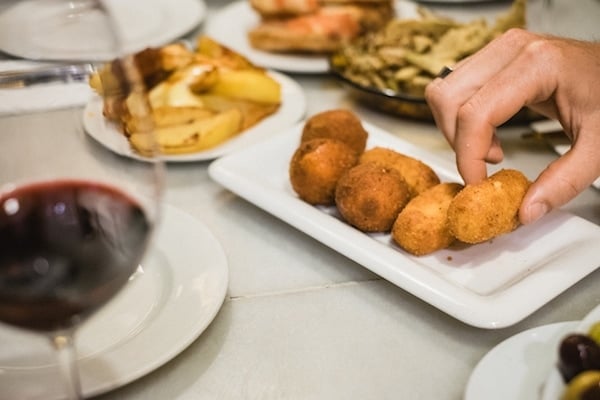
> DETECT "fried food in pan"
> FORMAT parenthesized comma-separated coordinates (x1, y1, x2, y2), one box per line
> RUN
(335, 162, 411, 232)
(289, 138, 359, 206)
(359, 146, 440, 197)
(301, 109, 369, 154)
(392, 182, 463, 256)
(447, 169, 530, 244)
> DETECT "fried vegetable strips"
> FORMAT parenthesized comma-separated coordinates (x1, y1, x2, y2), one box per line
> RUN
(330, 0, 525, 97)
(89, 36, 282, 156)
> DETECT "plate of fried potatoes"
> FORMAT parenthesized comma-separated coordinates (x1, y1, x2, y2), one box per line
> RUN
(208, 117, 600, 329)
(83, 37, 306, 162)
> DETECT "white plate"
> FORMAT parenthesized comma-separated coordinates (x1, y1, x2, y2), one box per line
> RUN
(0, 204, 229, 399)
(208, 120, 600, 329)
(204, 1, 331, 74)
(0, 0, 206, 61)
(204, 1, 512, 74)
(541, 304, 600, 399)
(83, 70, 306, 162)
(415, 0, 506, 3)
(465, 321, 577, 400)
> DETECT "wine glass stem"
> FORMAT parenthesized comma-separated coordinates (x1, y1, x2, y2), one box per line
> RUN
(50, 330, 83, 400)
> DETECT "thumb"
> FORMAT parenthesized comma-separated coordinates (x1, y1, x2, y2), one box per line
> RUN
(519, 145, 599, 224)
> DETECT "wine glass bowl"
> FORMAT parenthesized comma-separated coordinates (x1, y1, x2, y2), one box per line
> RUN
(0, 179, 153, 332)
(0, 0, 163, 398)
(0, 0, 124, 62)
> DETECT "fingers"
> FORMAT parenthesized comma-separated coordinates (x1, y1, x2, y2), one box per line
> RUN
(430, 32, 559, 185)
(450, 61, 552, 184)
(425, 28, 600, 224)
(520, 134, 600, 224)
(425, 29, 536, 143)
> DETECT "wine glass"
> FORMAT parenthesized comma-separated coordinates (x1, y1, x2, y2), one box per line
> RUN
(0, 0, 164, 398)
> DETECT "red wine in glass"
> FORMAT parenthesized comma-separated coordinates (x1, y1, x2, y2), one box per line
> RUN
(0, 3, 163, 397)
(0, 179, 151, 332)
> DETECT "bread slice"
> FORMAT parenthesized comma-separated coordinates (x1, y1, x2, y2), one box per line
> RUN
(250, 0, 320, 18)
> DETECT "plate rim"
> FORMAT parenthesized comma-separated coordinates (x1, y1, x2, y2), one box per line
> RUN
(82, 70, 307, 162)
(0, 0, 207, 61)
(0, 203, 229, 399)
(208, 120, 600, 329)
(464, 321, 578, 400)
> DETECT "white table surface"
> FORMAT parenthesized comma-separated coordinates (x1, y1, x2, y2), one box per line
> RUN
(1, 1, 600, 399)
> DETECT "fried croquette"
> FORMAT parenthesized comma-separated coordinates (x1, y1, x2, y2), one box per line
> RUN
(335, 162, 411, 232)
(289, 138, 359, 205)
(359, 147, 440, 197)
(301, 109, 369, 154)
(447, 169, 531, 244)
(392, 182, 463, 256)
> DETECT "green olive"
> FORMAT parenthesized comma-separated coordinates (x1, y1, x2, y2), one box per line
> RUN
(562, 370, 600, 400)
(588, 322, 600, 346)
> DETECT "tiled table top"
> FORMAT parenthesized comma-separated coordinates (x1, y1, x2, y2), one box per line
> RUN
(1, 1, 599, 399)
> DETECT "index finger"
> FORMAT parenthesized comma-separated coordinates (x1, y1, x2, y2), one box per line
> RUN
(425, 29, 536, 144)
(452, 41, 558, 184)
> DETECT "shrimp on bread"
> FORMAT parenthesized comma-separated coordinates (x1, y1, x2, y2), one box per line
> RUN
(248, 0, 394, 54)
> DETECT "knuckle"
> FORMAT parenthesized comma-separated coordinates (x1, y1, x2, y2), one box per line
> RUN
(523, 38, 561, 66)
(502, 28, 531, 44)
(425, 80, 453, 108)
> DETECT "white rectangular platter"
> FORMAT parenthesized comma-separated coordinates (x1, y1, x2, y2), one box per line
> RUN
(208, 121, 600, 329)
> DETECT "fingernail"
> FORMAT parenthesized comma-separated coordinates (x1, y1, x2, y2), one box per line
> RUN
(526, 202, 549, 223)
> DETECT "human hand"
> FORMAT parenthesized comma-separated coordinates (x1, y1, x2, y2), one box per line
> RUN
(425, 28, 600, 224)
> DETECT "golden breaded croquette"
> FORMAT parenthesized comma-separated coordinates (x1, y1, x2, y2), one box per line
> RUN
(447, 169, 531, 244)
(335, 162, 411, 232)
(392, 182, 463, 256)
(360, 147, 440, 197)
(289, 138, 359, 206)
(301, 109, 368, 154)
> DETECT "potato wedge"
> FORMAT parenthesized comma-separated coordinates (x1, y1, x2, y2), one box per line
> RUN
(148, 81, 169, 108)
(163, 64, 218, 107)
(152, 106, 215, 127)
(166, 80, 205, 107)
(129, 108, 243, 155)
(168, 64, 218, 89)
(199, 94, 279, 130)
(124, 106, 216, 133)
(208, 69, 281, 104)
(195, 36, 257, 70)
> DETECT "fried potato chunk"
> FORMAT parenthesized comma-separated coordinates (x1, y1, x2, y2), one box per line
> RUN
(289, 138, 359, 206)
(447, 169, 530, 244)
(208, 69, 282, 104)
(335, 162, 411, 232)
(89, 36, 282, 156)
(301, 109, 369, 155)
(123, 106, 216, 134)
(359, 146, 440, 197)
(392, 182, 463, 256)
(129, 108, 243, 155)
